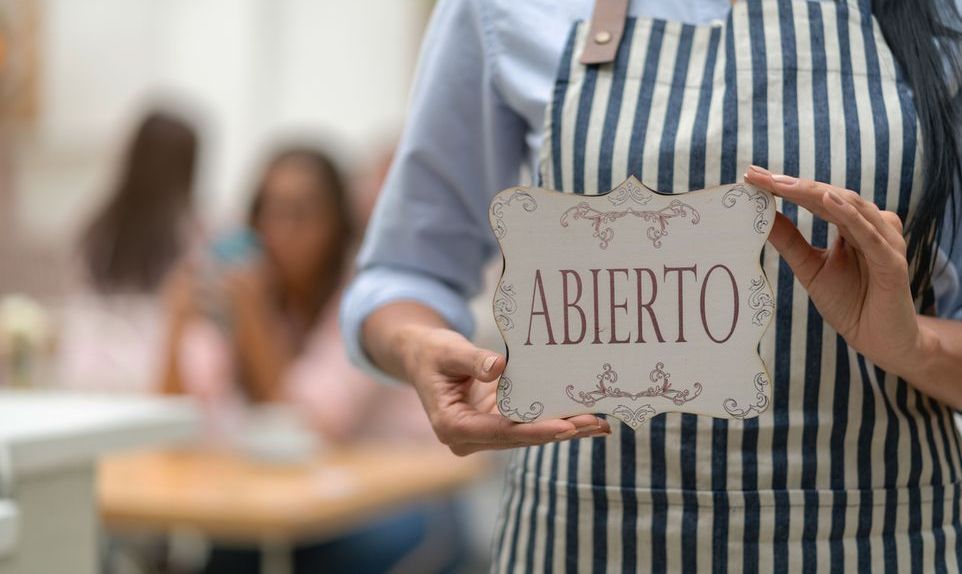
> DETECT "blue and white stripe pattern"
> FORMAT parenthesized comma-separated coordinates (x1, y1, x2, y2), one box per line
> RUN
(494, 0, 962, 571)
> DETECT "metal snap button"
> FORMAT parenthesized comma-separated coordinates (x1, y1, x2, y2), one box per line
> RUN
(594, 30, 612, 45)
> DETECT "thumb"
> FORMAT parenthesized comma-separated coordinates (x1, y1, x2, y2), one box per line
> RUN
(767, 211, 822, 285)
(437, 339, 505, 382)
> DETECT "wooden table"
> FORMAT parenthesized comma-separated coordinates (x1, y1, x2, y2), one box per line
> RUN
(98, 445, 488, 573)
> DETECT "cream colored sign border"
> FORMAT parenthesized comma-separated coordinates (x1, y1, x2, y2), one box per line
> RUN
(490, 177, 776, 429)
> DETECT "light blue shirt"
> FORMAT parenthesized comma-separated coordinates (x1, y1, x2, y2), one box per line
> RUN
(341, 0, 962, 383)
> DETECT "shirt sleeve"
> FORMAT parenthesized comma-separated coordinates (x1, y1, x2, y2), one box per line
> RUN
(340, 0, 528, 383)
(339, 266, 478, 385)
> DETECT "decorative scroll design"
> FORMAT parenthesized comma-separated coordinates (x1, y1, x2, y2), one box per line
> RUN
(613, 404, 657, 429)
(493, 283, 518, 331)
(498, 376, 544, 422)
(644, 362, 704, 405)
(722, 183, 771, 233)
(560, 199, 701, 249)
(748, 276, 775, 327)
(491, 190, 538, 239)
(723, 372, 771, 419)
(565, 362, 703, 408)
(607, 179, 653, 206)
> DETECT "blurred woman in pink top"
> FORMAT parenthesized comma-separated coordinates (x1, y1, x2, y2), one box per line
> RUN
(164, 145, 461, 573)
(163, 144, 432, 444)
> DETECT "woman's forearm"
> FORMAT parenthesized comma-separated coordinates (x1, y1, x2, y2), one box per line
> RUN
(903, 316, 962, 410)
(231, 292, 293, 402)
(361, 301, 451, 382)
(159, 269, 195, 395)
(357, 299, 608, 454)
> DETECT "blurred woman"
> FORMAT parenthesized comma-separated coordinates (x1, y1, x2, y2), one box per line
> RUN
(163, 147, 353, 402)
(164, 146, 433, 441)
(165, 145, 463, 573)
(83, 111, 198, 294)
(57, 109, 199, 392)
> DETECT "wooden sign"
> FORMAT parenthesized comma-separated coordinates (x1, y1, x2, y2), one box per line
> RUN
(489, 177, 776, 429)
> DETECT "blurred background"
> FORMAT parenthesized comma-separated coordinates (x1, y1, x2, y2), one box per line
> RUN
(0, 1, 508, 573)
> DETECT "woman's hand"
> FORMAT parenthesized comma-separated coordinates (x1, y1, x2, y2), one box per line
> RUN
(744, 165, 924, 379)
(364, 302, 611, 456)
(401, 326, 610, 455)
(225, 260, 293, 402)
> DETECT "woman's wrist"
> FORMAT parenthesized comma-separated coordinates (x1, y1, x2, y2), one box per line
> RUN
(362, 301, 450, 383)
(391, 323, 432, 382)
(898, 316, 962, 410)
(900, 321, 942, 383)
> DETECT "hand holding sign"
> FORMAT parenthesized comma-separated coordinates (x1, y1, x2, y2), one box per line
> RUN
(744, 165, 924, 385)
(490, 176, 776, 429)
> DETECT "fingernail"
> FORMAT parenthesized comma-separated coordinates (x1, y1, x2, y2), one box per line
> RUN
(772, 174, 798, 187)
(749, 164, 771, 175)
(555, 429, 579, 440)
(827, 190, 846, 206)
(576, 424, 602, 434)
(482, 355, 497, 373)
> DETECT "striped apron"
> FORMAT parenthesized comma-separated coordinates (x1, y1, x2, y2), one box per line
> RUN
(492, 0, 962, 571)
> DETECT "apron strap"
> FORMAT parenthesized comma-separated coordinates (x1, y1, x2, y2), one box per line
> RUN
(580, 0, 629, 65)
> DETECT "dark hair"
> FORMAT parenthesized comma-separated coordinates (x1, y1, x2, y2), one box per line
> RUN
(874, 0, 962, 294)
(83, 111, 198, 294)
(247, 145, 354, 324)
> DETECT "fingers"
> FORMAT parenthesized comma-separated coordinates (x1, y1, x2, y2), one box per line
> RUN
(852, 199, 905, 252)
(815, 185, 905, 249)
(414, 330, 613, 456)
(744, 165, 906, 256)
(563, 414, 610, 430)
(421, 334, 612, 455)
(880, 210, 904, 234)
(441, 412, 611, 456)
(464, 412, 608, 444)
(744, 165, 910, 291)
(744, 166, 836, 222)
(821, 190, 908, 277)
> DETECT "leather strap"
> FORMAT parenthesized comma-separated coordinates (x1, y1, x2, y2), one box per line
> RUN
(579, 0, 629, 65)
